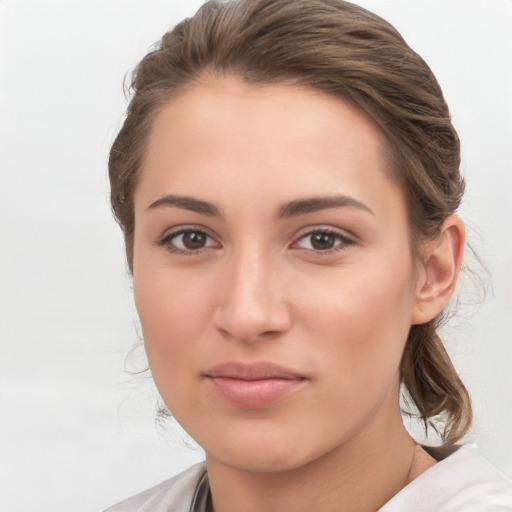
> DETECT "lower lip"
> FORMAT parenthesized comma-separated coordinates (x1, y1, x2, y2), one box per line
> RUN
(206, 377, 306, 408)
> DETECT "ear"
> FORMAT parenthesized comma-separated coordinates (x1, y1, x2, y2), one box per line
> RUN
(411, 215, 465, 325)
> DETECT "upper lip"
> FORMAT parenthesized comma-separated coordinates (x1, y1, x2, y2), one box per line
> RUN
(204, 361, 305, 381)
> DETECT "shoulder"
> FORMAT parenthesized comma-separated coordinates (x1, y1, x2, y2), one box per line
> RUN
(379, 444, 512, 511)
(103, 462, 207, 512)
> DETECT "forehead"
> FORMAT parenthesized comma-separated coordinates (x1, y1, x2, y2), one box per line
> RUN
(145, 75, 386, 160)
(137, 76, 405, 222)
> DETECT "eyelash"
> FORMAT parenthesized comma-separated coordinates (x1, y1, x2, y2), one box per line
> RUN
(292, 228, 355, 254)
(156, 227, 355, 255)
(156, 227, 218, 255)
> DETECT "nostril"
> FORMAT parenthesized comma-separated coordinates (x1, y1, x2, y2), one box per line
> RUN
(212, 304, 292, 344)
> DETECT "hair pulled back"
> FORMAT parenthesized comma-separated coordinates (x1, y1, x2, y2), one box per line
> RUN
(109, 0, 471, 444)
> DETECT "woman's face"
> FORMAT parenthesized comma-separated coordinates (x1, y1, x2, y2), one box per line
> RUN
(132, 76, 425, 473)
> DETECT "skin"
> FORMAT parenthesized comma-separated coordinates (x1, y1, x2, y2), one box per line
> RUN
(132, 76, 464, 512)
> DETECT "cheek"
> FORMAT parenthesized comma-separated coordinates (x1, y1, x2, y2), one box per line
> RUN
(134, 282, 208, 422)
(298, 264, 415, 382)
(133, 265, 211, 386)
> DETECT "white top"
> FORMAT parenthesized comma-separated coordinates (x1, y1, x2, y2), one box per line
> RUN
(105, 444, 512, 511)
(380, 444, 512, 511)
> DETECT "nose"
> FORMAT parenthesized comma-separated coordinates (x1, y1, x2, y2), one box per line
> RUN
(212, 247, 292, 343)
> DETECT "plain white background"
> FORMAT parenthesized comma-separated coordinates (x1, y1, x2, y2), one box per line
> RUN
(0, 1, 511, 510)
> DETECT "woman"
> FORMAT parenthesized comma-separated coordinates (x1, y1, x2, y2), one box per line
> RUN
(105, 0, 512, 510)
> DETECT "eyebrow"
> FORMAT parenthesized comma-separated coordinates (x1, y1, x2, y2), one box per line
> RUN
(147, 195, 222, 217)
(278, 195, 374, 218)
(146, 193, 373, 219)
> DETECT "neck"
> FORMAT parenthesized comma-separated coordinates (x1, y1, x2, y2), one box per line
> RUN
(206, 404, 435, 512)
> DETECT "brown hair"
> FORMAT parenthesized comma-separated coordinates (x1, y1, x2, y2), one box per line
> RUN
(109, 0, 471, 444)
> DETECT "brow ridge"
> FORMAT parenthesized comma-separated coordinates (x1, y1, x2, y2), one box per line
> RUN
(147, 194, 372, 218)
(147, 194, 222, 217)
(278, 195, 374, 218)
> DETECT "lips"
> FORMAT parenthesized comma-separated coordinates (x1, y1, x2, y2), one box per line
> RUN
(204, 361, 307, 409)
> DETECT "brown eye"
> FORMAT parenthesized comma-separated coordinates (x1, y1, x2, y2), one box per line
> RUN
(294, 229, 354, 253)
(159, 229, 219, 254)
(310, 232, 336, 250)
(181, 231, 207, 250)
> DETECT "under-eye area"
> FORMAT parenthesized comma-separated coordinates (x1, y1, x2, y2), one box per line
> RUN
(154, 224, 356, 257)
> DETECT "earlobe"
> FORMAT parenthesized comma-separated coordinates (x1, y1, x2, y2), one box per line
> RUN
(411, 215, 465, 325)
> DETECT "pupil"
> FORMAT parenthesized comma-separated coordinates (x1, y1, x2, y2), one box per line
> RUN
(311, 232, 334, 250)
(183, 232, 206, 249)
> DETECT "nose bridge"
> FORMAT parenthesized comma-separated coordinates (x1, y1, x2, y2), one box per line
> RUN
(213, 241, 290, 341)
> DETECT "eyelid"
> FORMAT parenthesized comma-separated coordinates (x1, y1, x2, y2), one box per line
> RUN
(155, 224, 221, 254)
(290, 225, 356, 253)
(154, 224, 355, 255)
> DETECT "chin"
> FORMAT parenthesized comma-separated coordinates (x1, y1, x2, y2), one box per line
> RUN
(199, 421, 342, 475)
(207, 445, 311, 475)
